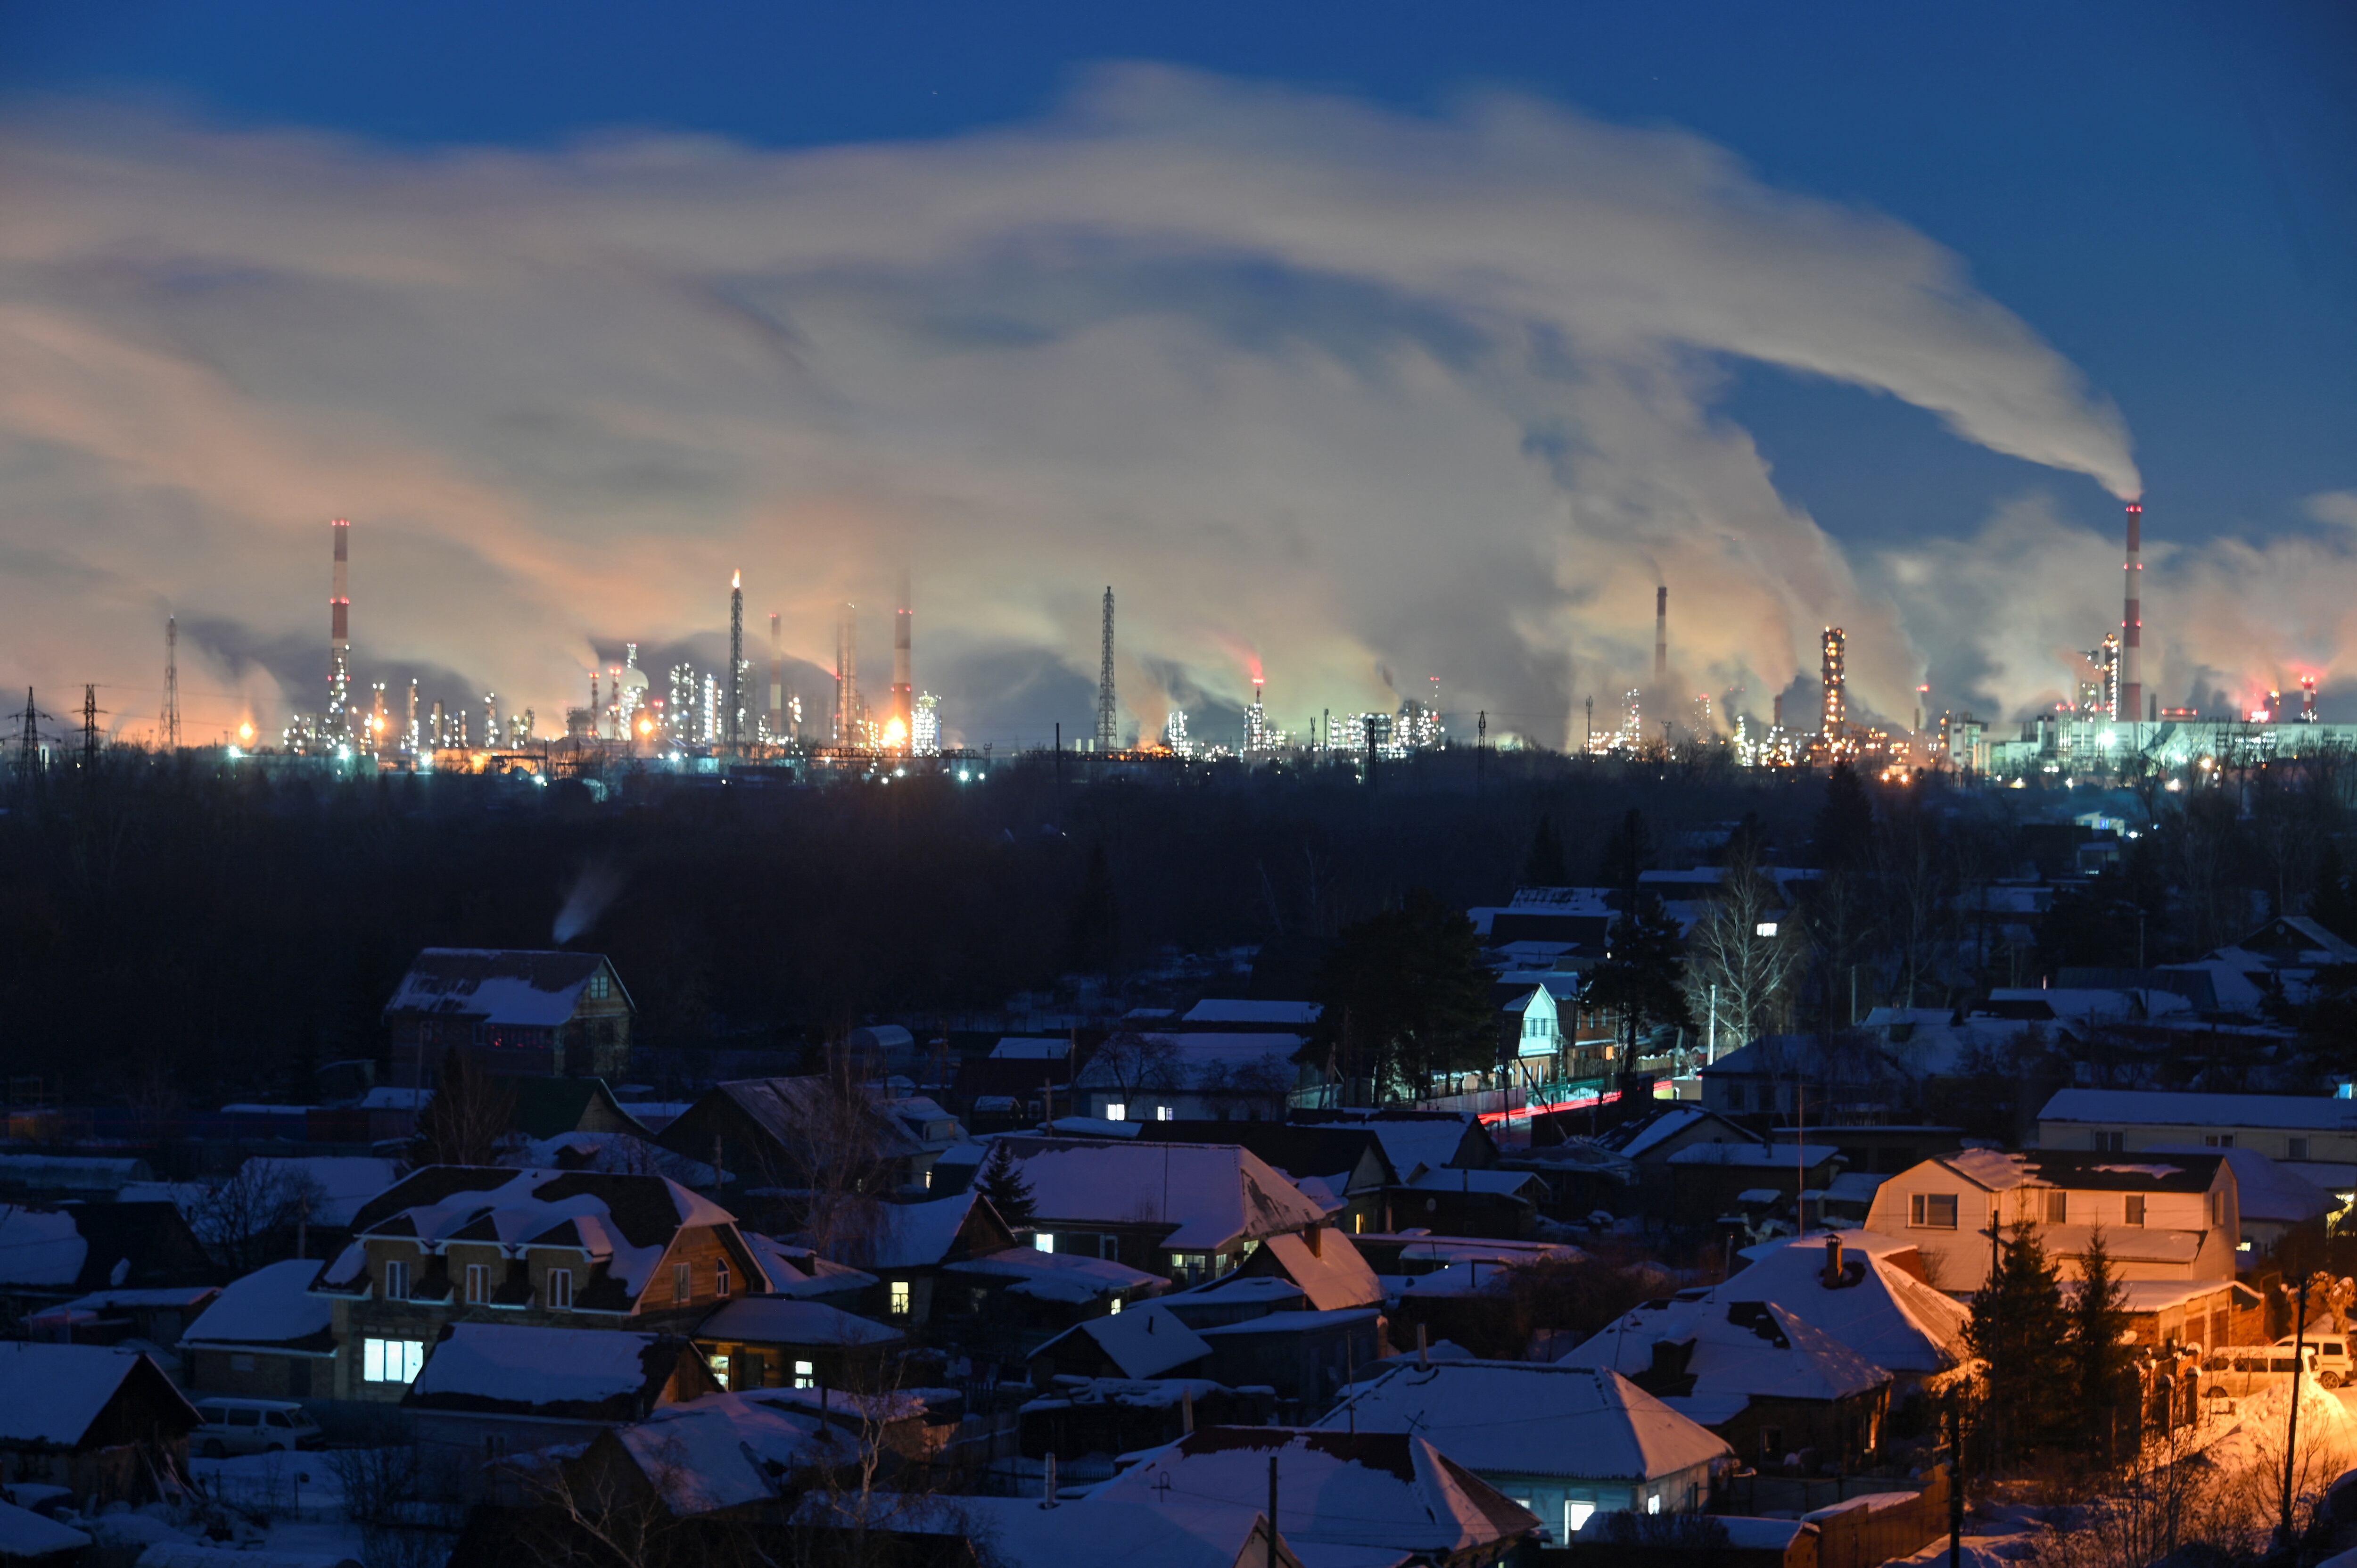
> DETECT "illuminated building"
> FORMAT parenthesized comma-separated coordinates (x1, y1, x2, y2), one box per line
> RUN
(912, 693, 941, 756)
(1163, 708, 1191, 758)
(1244, 677, 1273, 755)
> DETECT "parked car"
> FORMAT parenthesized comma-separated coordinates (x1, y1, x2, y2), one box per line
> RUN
(2208, 1336, 2354, 1387)
(191, 1398, 323, 1457)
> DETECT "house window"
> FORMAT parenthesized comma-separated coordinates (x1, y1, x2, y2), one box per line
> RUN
(383, 1260, 410, 1301)
(1108, 1296, 1123, 1315)
(2125, 1195, 2147, 1227)
(363, 1338, 425, 1384)
(890, 1280, 911, 1317)
(1910, 1193, 1959, 1230)
(465, 1263, 490, 1305)
(1646, 1493, 1662, 1516)
(1154, 1106, 1173, 1122)
(1034, 1233, 1055, 1254)
(2205, 1133, 2235, 1149)
(716, 1261, 730, 1299)
(2292, 1138, 2310, 1160)
(1565, 1501, 1595, 1539)
(675, 1263, 692, 1304)
(2044, 1191, 2067, 1225)
(547, 1269, 573, 1310)
(588, 971, 612, 1000)
(2093, 1131, 2126, 1154)
(709, 1353, 732, 1389)
(793, 1360, 816, 1390)
(1104, 1102, 1128, 1122)
(2210, 1191, 2225, 1227)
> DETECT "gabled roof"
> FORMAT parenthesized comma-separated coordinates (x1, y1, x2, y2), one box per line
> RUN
(1180, 999, 1324, 1028)
(512, 1078, 650, 1141)
(2145, 1146, 2331, 1226)
(2236, 915, 2357, 964)
(598, 1390, 846, 1514)
(740, 1234, 878, 1300)
(0, 1344, 198, 1449)
(1235, 1230, 1383, 1311)
(940, 1247, 1162, 1305)
(406, 1323, 707, 1420)
(1321, 1361, 1731, 1483)
(1288, 1110, 1492, 1180)
(696, 1297, 904, 1348)
(1561, 1299, 1890, 1405)
(848, 1191, 1012, 1271)
(1033, 1304, 1212, 1380)
(670, 1079, 929, 1164)
(1134, 1123, 1401, 1192)
(383, 949, 629, 1025)
(1599, 1106, 1763, 1163)
(991, 1139, 1326, 1251)
(1715, 1233, 1967, 1375)
(1099, 1427, 1538, 1555)
(182, 1260, 336, 1353)
(2039, 1088, 2357, 1134)
(1933, 1147, 2227, 1196)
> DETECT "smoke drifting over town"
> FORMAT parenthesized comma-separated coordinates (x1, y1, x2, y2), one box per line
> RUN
(15, 65, 2315, 747)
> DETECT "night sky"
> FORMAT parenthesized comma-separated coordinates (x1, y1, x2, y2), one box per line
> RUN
(3, 1, 2351, 745)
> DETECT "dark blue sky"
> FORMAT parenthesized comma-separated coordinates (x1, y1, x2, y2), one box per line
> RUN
(5, 0, 2350, 553)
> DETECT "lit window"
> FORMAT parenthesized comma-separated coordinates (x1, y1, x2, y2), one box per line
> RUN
(890, 1280, 911, 1317)
(547, 1269, 573, 1310)
(1104, 1102, 1127, 1123)
(1910, 1193, 1959, 1230)
(1108, 1296, 1123, 1315)
(793, 1360, 816, 1390)
(362, 1338, 424, 1384)
(1646, 1493, 1662, 1515)
(1755, 922, 1777, 938)
(1565, 1502, 1594, 1537)
(588, 971, 612, 1001)
(1154, 1106, 1173, 1122)
(675, 1263, 692, 1303)
(709, 1353, 732, 1389)
(465, 1263, 490, 1305)
(717, 1261, 730, 1299)
(1034, 1233, 1055, 1254)
(383, 1260, 410, 1301)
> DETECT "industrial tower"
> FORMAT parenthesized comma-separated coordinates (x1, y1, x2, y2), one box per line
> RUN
(1820, 627, 1846, 742)
(1095, 586, 1118, 751)
(768, 613, 784, 742)
(892, 571, 914, 750)
(1654, 586, 1668, 681)
(727, 571, 744, 753)
(162, 616, 181, 750)
(2120, 500, 2144, 727)
(328, 518, 352, 745)
(835, 604, 859, 745)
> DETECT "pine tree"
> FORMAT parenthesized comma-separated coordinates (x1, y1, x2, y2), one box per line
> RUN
(1596, 809, 1651, 908)
(974, 1141, 1037, 1229)
(1965, 1222, 2075, 1466)
(2069, 1227, 2134, 1468)
(1520, 814, 1569, 887)
(1814, 762, 1874, 874)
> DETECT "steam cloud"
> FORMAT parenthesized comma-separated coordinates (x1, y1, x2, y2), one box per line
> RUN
(552, 862, 625, 946)
(0, 69, 2193, 741)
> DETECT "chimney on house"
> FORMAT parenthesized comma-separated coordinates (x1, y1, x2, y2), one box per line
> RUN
(1822, 1234, 1844, 1287)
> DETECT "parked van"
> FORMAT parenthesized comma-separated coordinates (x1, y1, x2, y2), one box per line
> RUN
(2209, 1336, 2355, 1387)
(190, 1398, 323, 1457)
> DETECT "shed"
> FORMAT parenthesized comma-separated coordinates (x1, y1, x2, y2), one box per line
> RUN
(0, 1344, 199, 1507)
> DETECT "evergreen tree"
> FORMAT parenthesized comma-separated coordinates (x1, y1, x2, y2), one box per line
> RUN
(974, 1141, 1037, 1229)
(1587, 894, 1693, 1073)
(1597, 809, 1651, 908)
(1813, 762, 1874, 874)
(2312, 839, 2357, 945)
(1064, 843, 1119, 974)
(1305, 889, 1499, 1100)
(2069, 1228, 2134, 1467)
(1965, 1222, 2075, 1465)
(1520, 814, 1569, 888)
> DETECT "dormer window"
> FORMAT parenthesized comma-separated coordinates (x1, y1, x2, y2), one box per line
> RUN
(384, 1259, 411, 1301)
(717, 1261, 731, 1299)
(588, 970, 613, 1001)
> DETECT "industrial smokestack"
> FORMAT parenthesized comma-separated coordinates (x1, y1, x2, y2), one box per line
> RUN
(1654, 585, 1667, 681)
(1096, 587, 1118, 751)
(835, 603, 859, 745)
(2120, 500, 2143, 728)
(768, 613, 783, 743)
(329, 519, 351, 744)
(727, 571, 744, 753)
(893, 571, 914, 751)
(1820, 627, 1846, 742)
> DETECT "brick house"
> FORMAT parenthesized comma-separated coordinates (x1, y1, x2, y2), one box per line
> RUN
(182, 1259, 339, 1401)
(310, 1166, 767, 1403)
(384, 949, 634, 1084)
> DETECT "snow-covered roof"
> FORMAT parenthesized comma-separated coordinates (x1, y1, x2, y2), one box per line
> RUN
(1667, 1143, 1841, 1169)
(182, 1261, 335, 1353)
(2145, 1146, 2331, 1226)
(0, 1207, 86, 1287)
(1561, 1299, 1890, 1404)
(1984, 987, 2192, 1025)
(1713, 1234, 1968, 1376)
(992, 1139, 1326, 1251)
(2060, 1277, 2251, 1313)
(1180, 999, 1324, 1027)
(0, 1500, 91, 1557)
(1098, 1428, 1537, 1557)
(1933, 1147, 2225, 1196)
(604, 1390, 844, 1514)
(1035, 1304, 1212, 1380)
(383, 949, 625, 1026)
(740, 1234, 877, 1300)
(1289, 1113, 1483, 1183)
(2040, 1088, 2357, 1134)
(357, 1087, 429, 1111)
(1405, 1168, 1547, 1197)
(990, 1036, 1073, 1060)
(1322, 1361, 1731, 1483)
(1246, 1231, 1383, 1311)
(940, 1247, 1162, 1305)
(695, 1298, 903, 1347)
(236, 1156, 405, 1230)
(1604, 1107, 1762, 1162)
(1197, 1308, 1379, 1339)
(854, 1192, 992, 1271)
(880, 1494, 1275, 1568)
(0, 1344, 196, 1447)
(406, 1323, 693, 1419)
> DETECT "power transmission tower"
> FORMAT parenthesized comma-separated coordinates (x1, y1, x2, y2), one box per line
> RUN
(162, 616, 181, 749)
(1094, 586, 1118, 752)
(81, 685, 103, 767)
(13, 688, 48, 778)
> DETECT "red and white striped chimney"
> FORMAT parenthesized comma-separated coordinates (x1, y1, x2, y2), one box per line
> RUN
(2120, 500, 2143, 725)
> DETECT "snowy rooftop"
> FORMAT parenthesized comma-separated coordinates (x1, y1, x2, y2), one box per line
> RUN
(2145, 1146, 2331, 1225)
(1241, 1230, 1383, 1311)
(2039, 1088, 2357, 1134)
(1561, 1299, 1891, 1404)
(182, 1261, 335, 1352)
(383, 949, 624, 1026)
(407, 1323, 693, 1419)
(990, 1036, 1073, 1060)
(1289, 1112, 1483, 1183)
(741, 1234, 877, 1300)
(0, 1207, 87, 1287)
(991, 1139, 1326, 1251)
(1098, 1427, 1537, 1556)
(853, 1191, 992, 1270)
(1180, 999, 1324, 1027)
(881, 1494, 1273, 1568)
(1322, 1361, 1732, 1483)
(0, 1343, 195, 1448)
(1036, 1304, 1212, 1380)
(696, 1297, 903, 1347)
(604, 1390, 844, 1514)
(1935, 1147, 2224, 1195)
(1667, 1143, 1841, 1169)
(941, 1247, 1162, 1305)
(1712, 1235, 1968, 1375)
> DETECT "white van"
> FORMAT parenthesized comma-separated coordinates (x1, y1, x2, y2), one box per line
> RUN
(2210, 1336, 2355, 1387)
(190, 1398, 323, 1457)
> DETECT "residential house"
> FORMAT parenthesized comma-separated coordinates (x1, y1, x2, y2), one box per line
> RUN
(1289, 1110, 1498, 1180)
(1135, 1121, 1400, 1231)
(651, 1077, 938, 1205)
(2065, 1278, 2260, 1357)
(1560, 1284, 1893, 1468)
(1318, 1361, 1734, 1548)
(1030, 1303, 1214, 1384)
(1713, 1231, 1970, 1399)
(181, 1260, 338, 1400)
(1096, 1428, 1539, 1568)
(402, 1322, 718, 1467)
(1699, 1032, 1945, 1122)
(691, 1297, 903, 1394)
(0, 1202, 214, 1331)
(880, 1493, 1303, 1568)
(1175, 1000, 1324, 1031)
(988, 1138, 1328, 1285)
(384, 948, 635, 1083)
(510, 1078, 651, 1142)
(2037, 1089, 2357, 1194)
(1214, 1226, 1385, 1312)
(0, 1155, 154, 1204)
(1075, 1032, 1309, 1124)
(311, 1165, 769, 1403)
(2142, 1145, 2333, 1262)
(1864, 1148, 2240, 1295)
(1192, 1308, 1383, 1409)
(1665, 1142, 1843, 1228)
(0, 1344, 200, 1508)
(25, 1285, 219, 1362)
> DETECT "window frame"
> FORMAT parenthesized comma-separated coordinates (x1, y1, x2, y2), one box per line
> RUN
(383, 1258, 410, 1301)
(547, 1267, 574, 1310)
(716, 1260, 730, 1299)
(465, 1262, 490, 1305)
(889, 1280, 912, 1317)
(2125, 1194, 2147, 1227)
(1909, 1192, 1960, 1230)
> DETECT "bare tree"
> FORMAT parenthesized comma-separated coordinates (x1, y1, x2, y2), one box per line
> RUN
(1080, 1031, 1187, 1113)
(189, 1158, 330, 1272)
(417, 1049, 517, 1166)
(1681, 853, 1805, 1056)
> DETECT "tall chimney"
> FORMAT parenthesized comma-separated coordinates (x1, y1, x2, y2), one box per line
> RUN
(835, 603, 859, 745)
(1820, 627, 1846, 741)
(893, 570, 914, 750)
(328, 519, 351, 744)
(727, 571, 744, 753)
(768, 613, 784, 742)
(2120, 500, 2143, 728)
(1654, 586, 1668, 681)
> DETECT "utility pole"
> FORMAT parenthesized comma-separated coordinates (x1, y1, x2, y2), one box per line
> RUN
(1267, 1455, 1279, 1568)
(1946, 1396, 1964, 1568)
(1584, 695, 1594, 752)
(2282, 1273, 2314, 1551)
(1476, 710, 1487, 792)
(162, 616, 181, 750)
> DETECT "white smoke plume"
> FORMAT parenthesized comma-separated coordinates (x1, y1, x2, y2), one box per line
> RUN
(552, 861, 625, 946)
(0, 70, 2154, 741)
